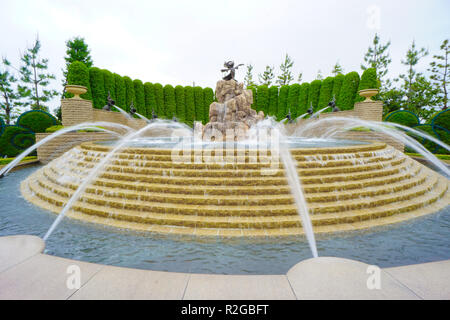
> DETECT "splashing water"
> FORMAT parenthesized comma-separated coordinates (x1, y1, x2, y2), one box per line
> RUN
(112, 105, 132, 119)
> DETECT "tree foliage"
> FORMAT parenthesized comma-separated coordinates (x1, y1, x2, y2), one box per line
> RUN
(337, 72, 360, 110)
(287, 83, 300, 118)
(318, 77, 334, 109)
(133, 79, 145, 116)
(259, 66, 275, 86)
(277, 85, 289, 120)
(276, 54, 294, 86)
(163, 84, 176, 119)
(268, 86, 278, 117)
(89, 67, 106, 109)
(307, 80, 322, 111)
(428, 39, 449, 110)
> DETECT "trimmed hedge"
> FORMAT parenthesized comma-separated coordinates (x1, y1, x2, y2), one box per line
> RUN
(114, 73, 126, 108)
(184, 86, 195, 126)
(331, 74, 345, 102)
(123, 76, 135, 112)
(337, 72, 360, 110)
(89, 67, 106, 109)
(203, 87, 214, 124)
(153, 83, 164, 117)
(318, 77, 334, 110)
(277, 85, 289, 121)
(194, 86, 204, 123)
(66, 61, 91, 100)
(249, 86, 257, 110)
(256, 85, 269, 115)
(133, 79, 145, 116)
(298, 83, 310, 117)
(355, 68, 378, 103)
(16, 110, 58, 133)
(144, 82, 157, 117)
(428, 109, 450, 131)
(384, 110, 420, 128)
(0, 125, 35, 157)
(268, 86, 278, 117)
(287, 83, 300, 118)
(102, 69, 116, 102)
(0, 117, 5, 137)
(163, 84, 176, 119)
(307, 80, 322, 111)
(174, 85, 185, 121)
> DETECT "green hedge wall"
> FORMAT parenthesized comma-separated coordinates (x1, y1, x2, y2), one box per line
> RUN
(163, 84, 176, 119)
(89, 67, 106, 109)
(0, 125, 35, 157)
(66, 61, 91, 100)
(16, 110, 58, 133)
(175, 85, 186, 122)
(133, 79, 145, 116)
(144, 82, 157, 116)
(277, 85, 289, 121)
(184, 86, 195, 126)
(298, 83, 310, 117)
(203, 87, 214, 124)
(153, 83, 164, 117)
(337, 72, 360, 110)
(114, 73, 126, 108)
(194, 87, 204, 123)
(287, 83, 300, 118)
(268, 86, 278, 117)
(123, 76, 135, 112)
(102, 69, 116, 102)
(331, 74, 345, 103)
(355, 68, 378, 103)
(318, 77, 334, 110)
(307, 80, 322, 111)
(256, 85, 269, 115)
(249, 86, 257, 110)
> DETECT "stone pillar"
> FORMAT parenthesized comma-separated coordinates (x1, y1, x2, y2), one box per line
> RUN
(61, 98, 94, 126)
(354, 100, 383, 122)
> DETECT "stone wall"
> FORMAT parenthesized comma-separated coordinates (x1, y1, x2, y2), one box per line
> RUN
(61, 98, 93, 127)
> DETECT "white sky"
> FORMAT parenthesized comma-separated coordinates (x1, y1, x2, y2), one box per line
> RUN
(1, 0, 449, 113)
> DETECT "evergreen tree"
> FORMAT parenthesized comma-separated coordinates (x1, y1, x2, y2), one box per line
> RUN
(428, 39, 449, 110)
(298, 83, 310, 116)
(307, 80, 322, 111)
(144, 82, 157, 118)
(203, 87, 214, 124)
(18, 37, 58, 111)
(244, 64, 256, 88)
(123, 76, 135, 112)
(258, 66, 275, 86)
(361, 33, 391, 90)
(114, 74, 126, 109)
(174, 85, 185, 121)
(133, 79, 145, 116)
(276, 54, 294, 86)
(0, 58, 22, 124)
(332, 62, 344, 76)
(194, 86, 204, 123)
(153, 83, 164, 117)
(287, 83, 300, 118)
(277, 85, 289, 120)
(163, 84, 176, 118)
(89, 68, 106, 109)
(316, 70, 324, 80)
(184, 86, 195, 126)
(268, 86, 278, 116)
(256, 85, 269, 114)
(318, 77, 335, 109)
(297, 72, 303, 83)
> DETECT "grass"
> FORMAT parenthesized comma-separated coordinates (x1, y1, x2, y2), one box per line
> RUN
(405, 153, 450, 161)
(0, 156, 37, 166)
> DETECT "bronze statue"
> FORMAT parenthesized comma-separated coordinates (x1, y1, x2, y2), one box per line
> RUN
(129, 101, 136, 115)
(103, 91, 115, 111)
(221, 61, 244, 81)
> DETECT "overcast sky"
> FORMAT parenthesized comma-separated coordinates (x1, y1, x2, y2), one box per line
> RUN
(1, 0, 449, 113)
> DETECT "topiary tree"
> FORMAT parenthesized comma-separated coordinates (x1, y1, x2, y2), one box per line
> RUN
(287, 83, 300, 118)
(133, 79, 145, 116)
(427, 109, 450, 131)
(203, 87, 214, 124)
(66, 61, 91, 99)
(268, 86, 278, 117)
(89, 67, 106, 109)
(16, 110, 58, 133)
(174, 85, 185, 121)
(248, 86, 257, 110)
(355, 67, 379, 103)
(184, 86, 195, 126)
(0, 125, 35, 157)
(298, 82, 310, 117)
(163, 84, 176, 119)
(123, 76, 135, 112)
(194, 86, 204, 123)
(114, 73, 126, 109)
(256, 85, 269, 114)
(318, 77, 335, 110)
(307, 80, 322, 111)
(337, 72, 360, 110)
(384, 110, 420, 127)
(331, 74, 345, 103)
(144, 82, 157, 118)
(153, 83, 164, 117)
(277, 85, 289, 121)
(102, 69, 115, 103)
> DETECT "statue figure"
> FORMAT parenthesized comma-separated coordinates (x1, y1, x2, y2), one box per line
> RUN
(328, 96, 340, 112)
(151, 109, 158, 119)
(286, 109, 294, 123)
(129, 101, 136, 115)
(102, 91, 115, 111)
(307, 103, 314, 116)
(221, 61, 244, 81)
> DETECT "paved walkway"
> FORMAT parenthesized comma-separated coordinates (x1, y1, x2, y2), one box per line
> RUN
(0, 235, 449, 299)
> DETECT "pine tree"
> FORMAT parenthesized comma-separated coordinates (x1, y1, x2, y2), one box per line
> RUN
(361, 33, 391, 90)
(18, 37, 58, 112)
(244, 64, 256, 88)
(316, 70, 324, 80)
(332, 62, 344, 76)
(0, 58, 22, 124)
(297, 72, 303, 83)
(258, 66, 275, 86)
(276, 54, 294, 86)
(428, 39, 449, 110)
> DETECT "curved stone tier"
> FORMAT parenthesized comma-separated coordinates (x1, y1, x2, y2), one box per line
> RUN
(21, 141, 449, 237)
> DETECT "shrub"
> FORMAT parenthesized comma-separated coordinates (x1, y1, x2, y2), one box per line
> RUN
(66, 61, 92, 100)
(194, 86, 204, 123)
(144, 82, 157, 118)
(45, 125, 64, 133)
(16, 110, 58, 133)
(337, 72, 360, 110)
(427, 109, 450, 131)
(249, 86, 257, 110)
(307, 80, 322, 111)
(411, 124, 448, 154)
(174, 85, 186, 121)
(331, 74, 345, 102)
(114, 73, 126, 109)
(287, 83, 300, 118)
(184, 86, 195, 126)
(163, 84, 176, 119)
(268, 86, 278, 117)
(102, 69, 116, 102)
(355, 68, 379, 103)
(123, 76, 135, 112)
(0, 117, 5, 137)
(256, 85, 269, 114)
(153, 83, 164, 117)
(133, 79, 146, 116)
(384, 110, 420, 128)
(277, 85, 289, 121)
(89, 67, 106, 109)
(203, 87, 214, 124)
(297, 83, 310, 117)
(0, 126, 35, 157)
(318, 77, 334, 110)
